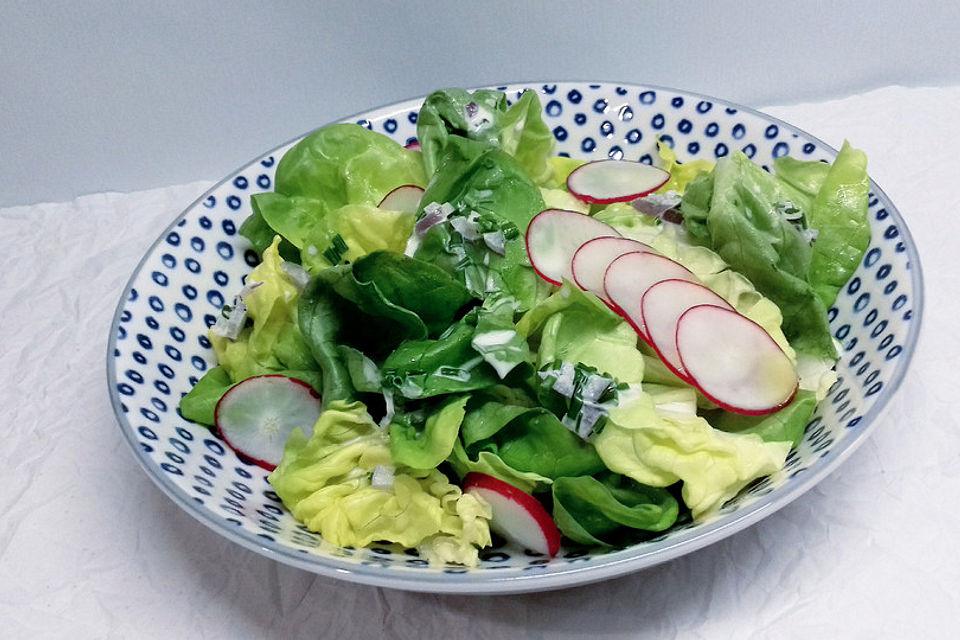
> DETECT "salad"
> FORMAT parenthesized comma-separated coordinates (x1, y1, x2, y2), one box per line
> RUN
(178, 88, 870, 566)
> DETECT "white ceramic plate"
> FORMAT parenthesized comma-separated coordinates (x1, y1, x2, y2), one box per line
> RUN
(107, 81, 923, 594)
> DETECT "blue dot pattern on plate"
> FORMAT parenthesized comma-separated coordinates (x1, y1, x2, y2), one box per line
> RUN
(108, 81, 922, 592)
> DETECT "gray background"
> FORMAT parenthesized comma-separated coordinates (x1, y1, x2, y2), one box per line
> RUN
(3, 0, 958, 208)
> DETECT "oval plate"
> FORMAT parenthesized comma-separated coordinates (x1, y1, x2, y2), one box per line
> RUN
(107, 81, 923, 594)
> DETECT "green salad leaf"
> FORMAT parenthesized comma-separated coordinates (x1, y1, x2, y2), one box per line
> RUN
(410, 134, 551, 311)
(297, 277, 357, 405)
(178, 366, 324, 426)
(268, 400, 491, 566)
(466, 408, 607, 479)
(380, 320, 500, 400)
(351, 251, 475, 336)
(680, 152, 837, 359)
(551, 473, 679, 546)
(274, 123, 426, 203)
(518, 282, 646, 385)
(775, 141, 871, 308)
(390, 395, 469, 470)
(592, 387, 792, 518)
(210, 237, 318, 382)
(711, 389, 817, 448)
(240, 123, 424, 265)
(417, 88, 554, 185)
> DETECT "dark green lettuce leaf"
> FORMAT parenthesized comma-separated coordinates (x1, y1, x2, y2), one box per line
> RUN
(350, 251, 475, 336)
(380, 321, 501, 400)
(466, 408, 606, 479)
(412, 135, 550, 310)
(297, 278, 357, 404)
(551, 473, 679, 546)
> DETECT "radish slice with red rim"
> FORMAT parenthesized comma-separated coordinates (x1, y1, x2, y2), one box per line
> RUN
(603, 251, 698, 338)
(567, 159, 670, 205)
(525, 209, 620, 286)
(214, 375, 323, 471)
(571, 236, 656, 303)
(463, 472, 561, 557)
(676, 305, 799, 415)
(378, 185, 424, 214)
(640, 279, 734, 381)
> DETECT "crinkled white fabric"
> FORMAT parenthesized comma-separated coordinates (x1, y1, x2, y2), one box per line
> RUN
(1, 86, 958, 639)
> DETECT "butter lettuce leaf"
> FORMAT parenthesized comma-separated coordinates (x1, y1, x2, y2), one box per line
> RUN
(380, 320, 500, 400)
(390, 395, 468, 470)
(241, 123, 424, 260)
(210, 237, 317, 383)
(297, 277, 357, 404)
(470, 296, 532, 379)
(775, 141, 871, 308)
(517, 282, 645, 385)
(268, 401, 491, 565)
(680, 152, 837, 358)
(592, 387, 791, 518)
(417, 88, 554, 185)
(252, 195, 415, 272)
(274, 123, 426, 204)
(710, 389, 817, 448)
(654, 138, 715, 195)
(350, 251, 474, 336)
(447, 440, 553, 495)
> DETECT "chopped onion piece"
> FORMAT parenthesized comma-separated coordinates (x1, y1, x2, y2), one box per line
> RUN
(371, 465, 396, 490)
(482, 230, 506, 255)
(414, 201, 455, 237)
(280, 262, 311, 290)
(632, 190, 681, 218)
(210, 281, 263, 340)
(450, 212, 482, 241)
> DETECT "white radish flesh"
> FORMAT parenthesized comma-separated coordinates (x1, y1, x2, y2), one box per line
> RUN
(214, 375, 323, 471)
(676, 305, 799, 415)
(463, 472, 561, 557)
(567, 159, 670, 205)
(640, 279, 734, 380)
(525, 209, 620, 286)
(603, 251, 698, 337)
(571, 236, 657, 303)
(378, 185, 425, 214)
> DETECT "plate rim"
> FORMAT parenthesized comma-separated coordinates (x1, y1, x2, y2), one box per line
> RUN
(106, 79, 925, 594)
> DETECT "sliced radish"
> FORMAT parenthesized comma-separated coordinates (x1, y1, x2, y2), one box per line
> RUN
(603, 251, 698, 338)
(567, 159, 670, 205)
(214, 375, 323, 471)
(378, 184, 425, 214)
(677, 305, 799, 415)
(404, 141, 421, 151)
(525, 209, 620, 286)
(641, 279, 734, 380)
(571, 236, 656, 303)
(463, 472, 561, 557)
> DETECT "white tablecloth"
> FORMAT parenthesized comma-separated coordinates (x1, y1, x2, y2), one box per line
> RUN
(2, 85, 957, 639)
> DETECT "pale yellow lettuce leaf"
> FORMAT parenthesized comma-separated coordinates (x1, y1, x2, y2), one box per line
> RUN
(268, 401, 492, 565)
